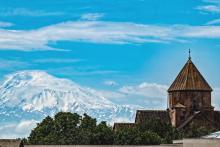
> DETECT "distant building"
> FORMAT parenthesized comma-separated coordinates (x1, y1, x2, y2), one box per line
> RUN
(114, 51, 220, 131)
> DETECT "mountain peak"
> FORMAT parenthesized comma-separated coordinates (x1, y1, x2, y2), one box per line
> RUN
(0, 70, 137, 128)
(6, 70, 51, 80)
(2, 70, 78, 91)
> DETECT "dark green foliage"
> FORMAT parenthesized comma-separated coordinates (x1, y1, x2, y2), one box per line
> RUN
(113, 127, 141, 145)
(78, 114, 96, 144)
(140, 131, 163, 145)
(183, 126, 212, 138)
(28, 116, 56, 144)
(92, 121, 114, 145)
(113, 127, 162, 145)
(27, 112, 113, 145)
(54, 112, 81, 144)
(80, 113, 96, 130)
(137, 119, 182, 143)
(26, 112, 214, 145)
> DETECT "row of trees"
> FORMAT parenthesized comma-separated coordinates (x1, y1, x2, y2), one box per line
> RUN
(24, 112, 211, 145)
(26, 112, 113, 145)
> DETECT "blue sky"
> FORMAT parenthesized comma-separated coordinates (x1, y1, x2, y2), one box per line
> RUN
(1, 0, 220, 108)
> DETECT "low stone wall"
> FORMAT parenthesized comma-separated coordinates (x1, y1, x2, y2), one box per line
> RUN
(23, 139, 220, 147)
(0, 139, 23, 147)
(183, 139, 220, 147)
(25, 144, 182, 147)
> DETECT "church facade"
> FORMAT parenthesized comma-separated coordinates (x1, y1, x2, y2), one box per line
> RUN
(114, 55, 220, 132)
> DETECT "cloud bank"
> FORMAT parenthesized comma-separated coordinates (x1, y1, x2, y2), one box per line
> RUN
(80, 13, 104, 21)
(119, 82, 168, 98)
(2, 21, 220, 51)
(0, 8, 64, 17)
(0, 21, 13, 28)
(0, 120, 38, 139)
(196, 0, 220, 13)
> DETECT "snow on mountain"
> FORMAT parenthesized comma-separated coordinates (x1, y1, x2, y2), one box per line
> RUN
(0, 71, 139, 128)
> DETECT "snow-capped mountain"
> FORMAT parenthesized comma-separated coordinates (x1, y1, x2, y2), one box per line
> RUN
(0, 71, 139, 127)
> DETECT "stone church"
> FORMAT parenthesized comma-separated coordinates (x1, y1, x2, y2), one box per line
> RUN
(114, 52, 220, 131)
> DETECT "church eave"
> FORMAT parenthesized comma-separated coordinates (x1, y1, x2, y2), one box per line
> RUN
(168, 88, 213, 93)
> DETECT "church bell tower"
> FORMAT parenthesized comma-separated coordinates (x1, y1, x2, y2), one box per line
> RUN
(168, 50, 213, 128)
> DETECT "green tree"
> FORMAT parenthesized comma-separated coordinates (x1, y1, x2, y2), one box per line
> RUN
(137, 118, 181, 143)
(140, 131, 162, 145)
(114, 127, 162, 145)
(184, 126, 212, 138)
(27, 112, 181, 145)
(92, 121, 114, 144)
(80, 113, 96, 130)
(113, 127, 141, 145)
(28, 116, 56, 144)
(78, 113, 97, 144)
(54, 112, 81, 144)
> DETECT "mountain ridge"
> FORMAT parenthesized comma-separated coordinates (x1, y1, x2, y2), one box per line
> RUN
(0, 70, 140, 127)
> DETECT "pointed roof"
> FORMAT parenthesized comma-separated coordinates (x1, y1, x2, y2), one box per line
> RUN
(168, 58, 212, 92)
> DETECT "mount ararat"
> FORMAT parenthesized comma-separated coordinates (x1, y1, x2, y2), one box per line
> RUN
(0, 71, 140, 138)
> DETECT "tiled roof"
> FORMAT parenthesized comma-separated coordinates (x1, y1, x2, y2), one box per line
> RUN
(135, 110, 170, 124)
(168, 59, 212, 92)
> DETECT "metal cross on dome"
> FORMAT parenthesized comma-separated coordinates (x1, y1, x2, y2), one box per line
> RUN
(189, 49, 191, 60)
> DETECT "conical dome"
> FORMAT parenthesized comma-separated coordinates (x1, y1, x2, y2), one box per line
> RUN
(168, 59, 212, 92)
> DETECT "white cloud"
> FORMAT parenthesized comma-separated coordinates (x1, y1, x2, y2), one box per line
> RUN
(118, 82, 168, 109)
(119, 82, 168, 98)
(98, 82, 168, 109)
(78, 70, 119, 75)
(0, 120, 38, 139)
(0, 8, 64, 17)
(179, 25, 220, 38)
(10, 21, 176, 51)
(196, 5, 220, 13)
(34, 58, 82, 63)
(81, 13, 104, 21)
(197, 0, 220, 13)
(104, 80, 118, 86)
(98, 90, 126, 100)
(0, 21, 13, 28)
(207, 18, 220, 25)
(3, 21, 220, 51)
(0, 59, 29, 69)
